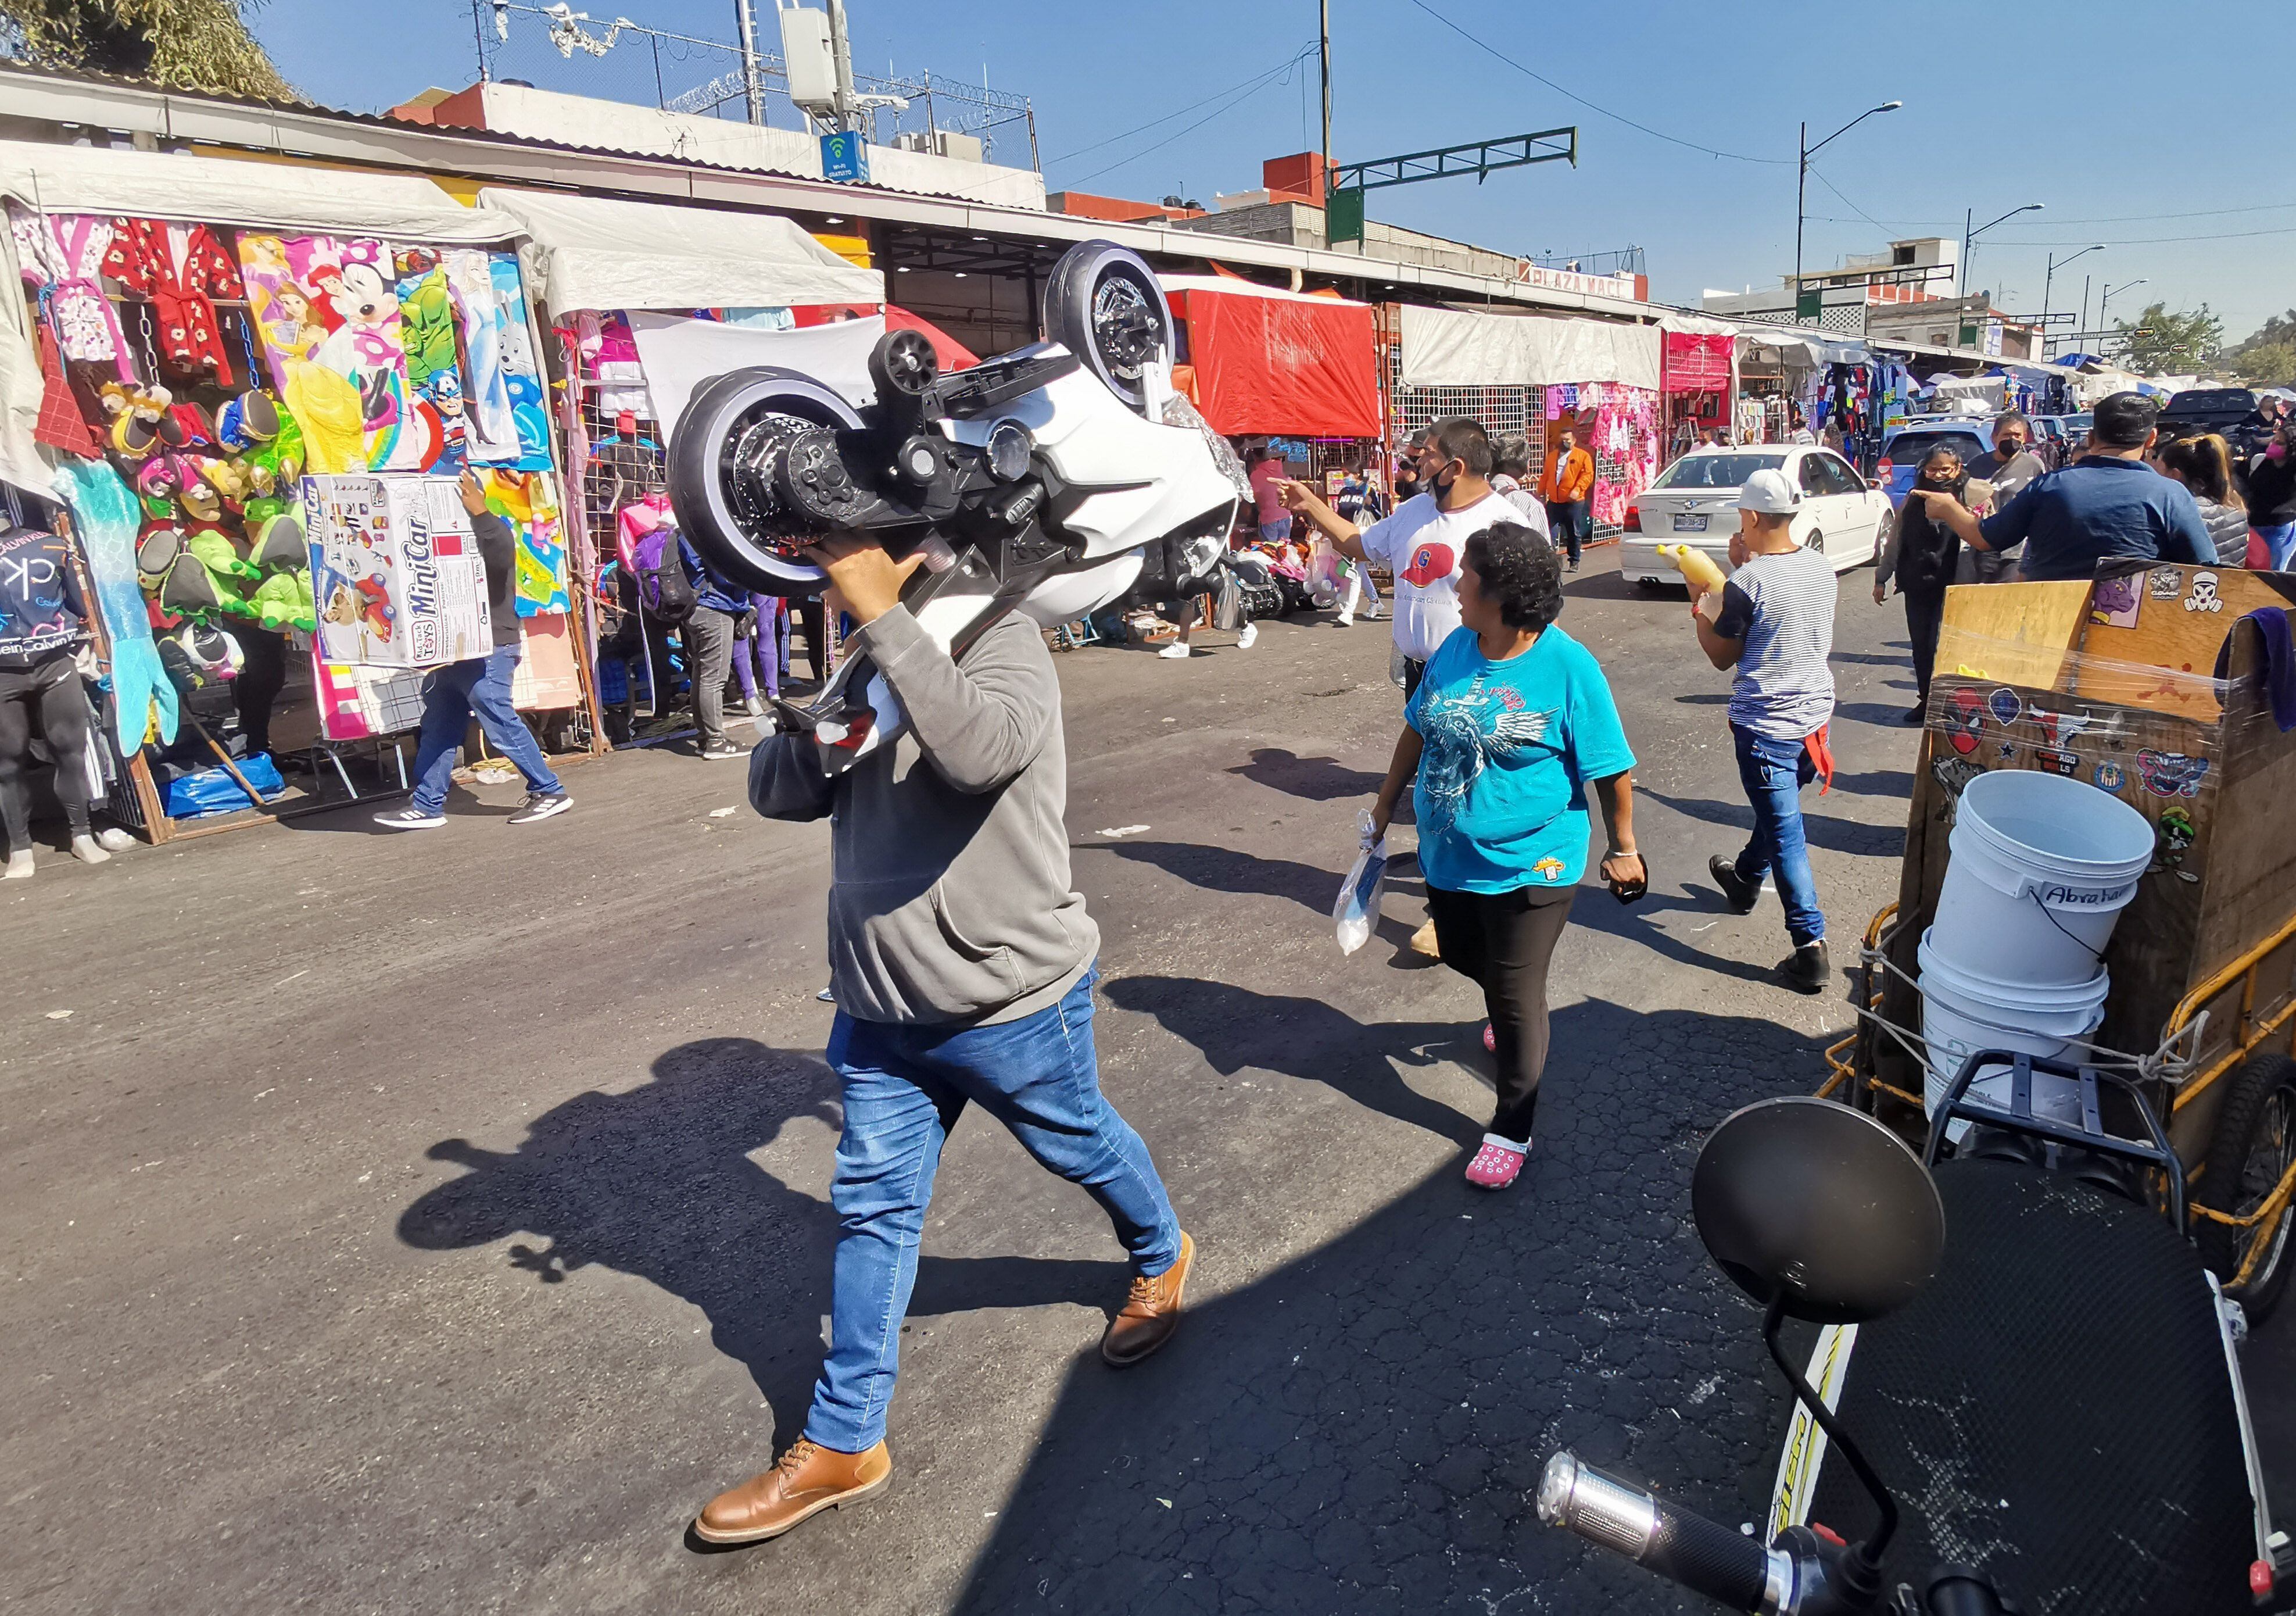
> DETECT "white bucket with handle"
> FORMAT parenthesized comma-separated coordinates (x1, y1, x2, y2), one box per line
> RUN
(1929, 768, 2154, 989)
(1917, 928, 2107, 1132)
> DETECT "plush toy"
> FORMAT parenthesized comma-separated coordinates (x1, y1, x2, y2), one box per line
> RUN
(100, 381, 174, 459)
(250, 567, 316, 632)
(157, 621, 243, 693)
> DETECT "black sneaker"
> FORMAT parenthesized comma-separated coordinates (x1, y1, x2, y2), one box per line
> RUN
(1708, 854, 1759, 913)
(506, 792, 572, 825)
(1780, 939, 1831, 995)
(1900, 703, 1926, 725)
(698, 739, 745, 761)
(374, 806, 446, 831)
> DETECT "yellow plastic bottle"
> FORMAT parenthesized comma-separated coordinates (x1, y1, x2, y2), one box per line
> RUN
(1656, 544, 1728, 594)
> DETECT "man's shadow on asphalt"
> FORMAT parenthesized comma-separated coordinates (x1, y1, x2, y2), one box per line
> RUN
(396, 1037, 1123, 1445)
(950, 996, 1833, 1613)
(1226, 747, 1384, 802)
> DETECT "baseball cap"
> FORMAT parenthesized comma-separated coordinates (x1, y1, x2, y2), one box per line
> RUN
(1738, 468, 1801, 514)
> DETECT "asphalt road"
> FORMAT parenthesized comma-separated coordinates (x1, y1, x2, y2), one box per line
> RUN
(3, 553, 2286, 1614)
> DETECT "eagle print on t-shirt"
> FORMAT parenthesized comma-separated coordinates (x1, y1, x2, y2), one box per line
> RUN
(1415, 677, 1555, 835)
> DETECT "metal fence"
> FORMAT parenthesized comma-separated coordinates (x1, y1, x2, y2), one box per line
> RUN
(472, 2, 1037, 167)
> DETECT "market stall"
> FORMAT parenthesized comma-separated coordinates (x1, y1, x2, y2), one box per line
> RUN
(1160, 273, 1380, 483)
(0, 140, 587, 842)
(1396, 305, 1663, 537)
(477, 186, 885, 735)
(1657, 313, 1737, 463)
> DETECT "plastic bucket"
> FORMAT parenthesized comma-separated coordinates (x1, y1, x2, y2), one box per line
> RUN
(1917, 928, 2107, 1130)
(1930, 768, 2155, 988)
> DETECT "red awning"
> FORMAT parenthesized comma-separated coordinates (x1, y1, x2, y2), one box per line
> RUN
(1663, 330, 1733, 392)
(1163, 277, 1380, 438)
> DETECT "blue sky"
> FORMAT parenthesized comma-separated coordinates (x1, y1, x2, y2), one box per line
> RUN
(254, 0, 2295, 342)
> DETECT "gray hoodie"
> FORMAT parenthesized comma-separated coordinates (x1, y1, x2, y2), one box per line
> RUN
(748, 605, 1096, 1025)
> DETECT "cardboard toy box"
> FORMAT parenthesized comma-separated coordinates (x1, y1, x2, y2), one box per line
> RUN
(302, 474, 492, 669)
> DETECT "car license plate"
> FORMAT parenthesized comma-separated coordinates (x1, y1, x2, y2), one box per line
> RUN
(1675, 513, 1708, 532)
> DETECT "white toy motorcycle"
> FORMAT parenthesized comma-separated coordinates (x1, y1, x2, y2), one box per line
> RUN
(667, 240, 1241, 768)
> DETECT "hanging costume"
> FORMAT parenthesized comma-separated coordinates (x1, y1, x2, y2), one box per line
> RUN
(101, 217, 246, 387)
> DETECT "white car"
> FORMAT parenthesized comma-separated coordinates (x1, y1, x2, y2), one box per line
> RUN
(1618, 446, 1894, 586)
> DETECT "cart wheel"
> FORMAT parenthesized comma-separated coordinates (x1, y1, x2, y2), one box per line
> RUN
(2197, 1053, 2296, 1323)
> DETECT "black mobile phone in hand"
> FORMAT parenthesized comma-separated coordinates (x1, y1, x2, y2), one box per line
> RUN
(1609, 856, 1648, 904)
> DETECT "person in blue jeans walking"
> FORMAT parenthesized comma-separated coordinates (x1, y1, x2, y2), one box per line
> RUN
(1687, 467, 1835, 993)
(697, 535, 1191, 1547)
(374, 473, 570, 830)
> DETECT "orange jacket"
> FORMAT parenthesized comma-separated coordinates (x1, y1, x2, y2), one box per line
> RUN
(1539, 445, 1595, 503)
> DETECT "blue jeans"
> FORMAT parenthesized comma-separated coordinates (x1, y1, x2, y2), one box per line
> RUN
(1545, 499, 1589, 563)
(806, 966, 1180, 1452)
(409, 645, 564, 814)
(1731, 724, 1826, 946)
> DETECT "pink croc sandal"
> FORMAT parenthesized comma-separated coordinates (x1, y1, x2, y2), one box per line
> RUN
(1482, 1022, 1496, 1053)
(1464, 1134, 1528, 1189)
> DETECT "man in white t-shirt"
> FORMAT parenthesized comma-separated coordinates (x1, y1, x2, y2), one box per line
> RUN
(1281, 416, 1517, 961)
(1282, 416, 1515, 698)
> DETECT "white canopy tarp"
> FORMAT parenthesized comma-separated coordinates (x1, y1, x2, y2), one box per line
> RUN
(1399, 305, 1660, 391)
(1157, 273, 1371, 309)
(480, 188, 883, 314)
(0, 140, 517, 241)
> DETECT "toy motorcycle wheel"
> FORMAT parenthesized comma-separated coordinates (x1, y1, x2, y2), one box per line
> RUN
(666, 366, 865, 596)
(1043, 240, 1172, 416)
(2196, 1053, 2296, 1322)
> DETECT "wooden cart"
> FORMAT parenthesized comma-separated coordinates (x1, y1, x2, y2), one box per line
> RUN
(1826, 563, 2296, 1316)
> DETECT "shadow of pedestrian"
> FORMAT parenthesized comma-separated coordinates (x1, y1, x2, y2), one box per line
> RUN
(1086, 839, 1338, 916)
(950, 1001, 1829, 1613)
(1102, 975, 1482, 1142)
(1634, 786, 1904, 860)
(397, 1038, 1123, 1444)
(1226, 748, 1384, 802)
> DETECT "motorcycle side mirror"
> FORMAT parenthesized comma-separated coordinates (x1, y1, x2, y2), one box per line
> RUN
(1692, 1097, 1945, 1326)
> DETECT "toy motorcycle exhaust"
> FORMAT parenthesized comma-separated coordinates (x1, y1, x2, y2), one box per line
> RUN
(667, 240, 1241, 772)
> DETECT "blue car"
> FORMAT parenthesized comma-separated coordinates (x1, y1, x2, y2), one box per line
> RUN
(1876, 420, 1996, 510)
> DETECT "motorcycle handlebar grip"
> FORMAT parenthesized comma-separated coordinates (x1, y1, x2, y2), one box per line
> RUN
(1539, 1451, 1782, 1613)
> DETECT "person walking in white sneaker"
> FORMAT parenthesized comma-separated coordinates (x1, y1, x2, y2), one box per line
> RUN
(373, 473, 570, 830)
(1283, 417, 1512, 955)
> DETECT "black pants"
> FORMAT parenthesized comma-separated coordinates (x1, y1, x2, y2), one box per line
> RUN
(233, 623, 288, 757)
(795, 596, 829, 684)
(1426, 882, 1578, 1145)
(0, 655, 94, 849)
(1403, 656, 1427, 700)
(1903, 588, 1946, 705)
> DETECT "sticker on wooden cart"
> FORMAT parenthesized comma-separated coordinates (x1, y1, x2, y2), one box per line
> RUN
(2148, 566, 2186, 600)
(2137, 749, 2210, 799)
(2184, 570, 2227, 614)
(2036, 746, 2080, 776)
(1987, 687, 2023, 727)
(1947, 688, 1985, 755)
(2094, 759, 2129, 793)
(1767, 1321, 1858, 1539)
(2090, 571, 2144, 628)
(2151, 807, 2200, 881)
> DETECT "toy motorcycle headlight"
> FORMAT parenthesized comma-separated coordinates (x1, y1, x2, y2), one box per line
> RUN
(986, 420, 1033, 482)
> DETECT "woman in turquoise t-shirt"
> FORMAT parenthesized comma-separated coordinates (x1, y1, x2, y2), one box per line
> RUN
(1368, 520, 1643, 1190)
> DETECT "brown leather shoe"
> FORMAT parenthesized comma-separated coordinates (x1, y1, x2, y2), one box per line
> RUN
(692, 1437, 891, 1545)
(1101, 1230, 1194, 1367)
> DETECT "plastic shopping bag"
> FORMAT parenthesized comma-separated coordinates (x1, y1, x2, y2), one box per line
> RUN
(1333, 808, 1389, 955)
(1306, 538, 1346, 607)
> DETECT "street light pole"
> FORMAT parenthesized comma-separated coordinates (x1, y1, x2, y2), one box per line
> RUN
(1319, 0, 1331, 201)
(1962, 202, 2044, 295)
(1794, 101, 1900, 321)
(2100, 278, 2148, 353)
(2043, 244, 2105, 357)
